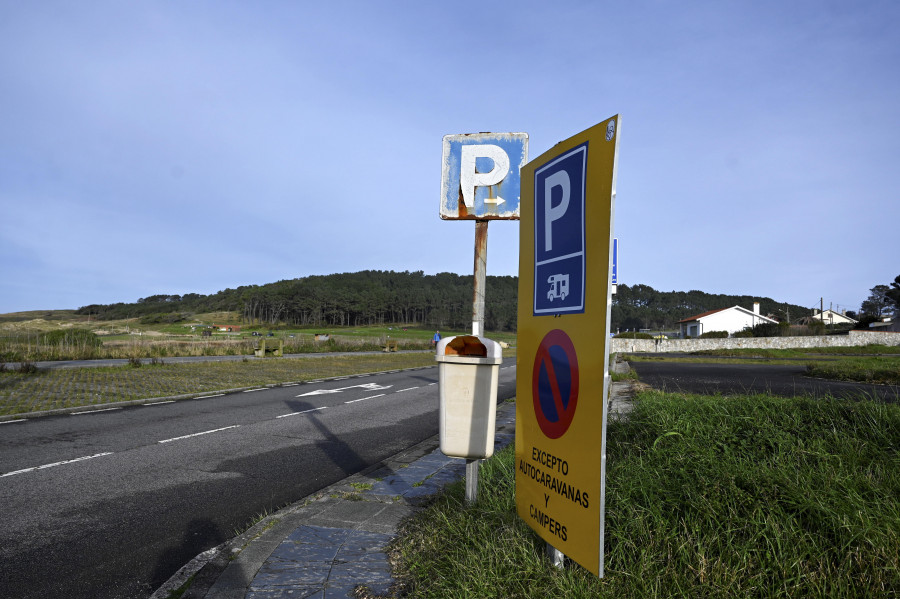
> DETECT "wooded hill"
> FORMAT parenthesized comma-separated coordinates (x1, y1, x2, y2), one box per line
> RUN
(76, 271, 518, 331)
(74, 271, 811, 332)
(612, 284, 812, 332)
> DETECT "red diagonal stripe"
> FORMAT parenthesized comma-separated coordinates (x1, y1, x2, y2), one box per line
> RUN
(540, 349, 568, 421)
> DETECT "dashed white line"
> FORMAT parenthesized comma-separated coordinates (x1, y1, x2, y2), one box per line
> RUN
(0, 419, 27, 424)
(143, 400, 175, 406)
(196, 394, 224, 399)
(71, 407, 122, 415)
(428, 383, 437, 386)
(276, 407, 328, 419)
(243, 388, 267, 393)
(1, 452, 114, 478)
(158, 425, 240, 444)
(395, 387, 419, 393)
(345, 394, 385, 404)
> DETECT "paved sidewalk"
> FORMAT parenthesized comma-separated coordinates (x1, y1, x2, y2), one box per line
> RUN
(153, 402, 517, 599)
(154, 378, 635, 599)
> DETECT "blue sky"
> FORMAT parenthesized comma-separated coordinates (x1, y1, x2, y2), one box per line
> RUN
(1, 1, 897, 316)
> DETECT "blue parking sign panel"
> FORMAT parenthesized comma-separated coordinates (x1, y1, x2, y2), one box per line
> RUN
(440, 132, 528, 220)
(534, 143, 587, 315)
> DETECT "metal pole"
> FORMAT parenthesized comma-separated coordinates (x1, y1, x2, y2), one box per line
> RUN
(465, 459, 479, 504)
(546, 543, 565, 569)
(466, 219, 489, 504)
(472, 220, 488, 337)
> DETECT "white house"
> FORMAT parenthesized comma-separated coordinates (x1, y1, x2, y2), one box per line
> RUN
(810, 309, 857, 326)
(678, 302, 777, 338)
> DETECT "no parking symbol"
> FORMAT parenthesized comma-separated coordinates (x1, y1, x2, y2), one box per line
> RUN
(532, 329, 580, 439)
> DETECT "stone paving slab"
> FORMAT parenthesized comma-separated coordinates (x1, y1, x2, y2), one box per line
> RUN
(237, 403, 524, 598)
(247, 526, 394, 598)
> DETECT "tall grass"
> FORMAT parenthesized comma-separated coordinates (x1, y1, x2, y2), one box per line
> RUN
(396, 392, 900, 597)
(806, 356, 900, 385)
(694, 344, 900, 359)
(0, 332, 432, 362)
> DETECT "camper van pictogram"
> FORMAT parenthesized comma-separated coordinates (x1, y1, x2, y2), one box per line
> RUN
(547, 274, 569, 302)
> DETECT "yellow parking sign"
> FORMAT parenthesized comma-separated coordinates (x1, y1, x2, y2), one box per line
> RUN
(515, 116, 620, 577)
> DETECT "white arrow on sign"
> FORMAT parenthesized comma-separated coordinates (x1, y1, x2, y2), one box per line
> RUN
(297, 383, 393, 397)
(460, 144, 510, 208)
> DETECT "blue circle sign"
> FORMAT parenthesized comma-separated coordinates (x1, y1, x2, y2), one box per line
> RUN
(532, 329, 580, 439)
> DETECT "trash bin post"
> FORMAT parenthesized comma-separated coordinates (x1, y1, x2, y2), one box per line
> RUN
(435, 335, 503, 504)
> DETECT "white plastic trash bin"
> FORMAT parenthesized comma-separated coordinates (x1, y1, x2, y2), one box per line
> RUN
(435, 335, 503, 459)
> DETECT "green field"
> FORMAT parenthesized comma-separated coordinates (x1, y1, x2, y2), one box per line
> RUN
(806, 356, 900, 385)
(0, 353, 438, 417)
(624, 346, 900, 386)
(692, 345, 900, 358)
(395, 391, 900, 598)
(0, 312, 517, 363)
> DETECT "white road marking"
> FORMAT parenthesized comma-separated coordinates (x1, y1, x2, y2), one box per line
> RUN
(1, 452, 114, 478)
(428, 383, 437, 386)
(158, 425, 240, 444)
(282, 383, 299, 387)
(277, 407, 328, 419)
(345, 394, 385, 404)
(297, 383, 392, 397)
(243, 388, 267, 393)
(71, 407, 122, 415)
(196, 394, 224, 399)
(0, 419, 27, 424)
(143, 400, 175, 406)
(395, 387, 419, 393)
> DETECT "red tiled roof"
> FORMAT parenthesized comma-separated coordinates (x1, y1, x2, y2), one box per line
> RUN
(677, 307, 729, 324)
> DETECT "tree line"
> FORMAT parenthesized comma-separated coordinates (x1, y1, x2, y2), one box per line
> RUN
(858, 274, 900, 325)
(75, 271, 826, 333)
(76, 271, 518, 331)
(610, 284, 812, 332)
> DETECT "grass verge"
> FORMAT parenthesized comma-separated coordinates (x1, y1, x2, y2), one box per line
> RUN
(395, 391, 900, 597)
(692, 344, 900, 359)
(806, 356, 900, 385)
(0, 353, 438, 416)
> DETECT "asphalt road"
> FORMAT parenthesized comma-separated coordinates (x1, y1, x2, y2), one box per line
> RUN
(628, 357, 900, 401)
(0, 359, 517, 599)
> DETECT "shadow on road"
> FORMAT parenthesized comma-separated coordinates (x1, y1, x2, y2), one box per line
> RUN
(152, 518, 225, 592)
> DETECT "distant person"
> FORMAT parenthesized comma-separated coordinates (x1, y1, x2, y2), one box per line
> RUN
(432, 330, 441, 347)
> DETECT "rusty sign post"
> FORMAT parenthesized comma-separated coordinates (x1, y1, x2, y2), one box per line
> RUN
(472, 220, 488, 337)
(441, 132, 528, 503)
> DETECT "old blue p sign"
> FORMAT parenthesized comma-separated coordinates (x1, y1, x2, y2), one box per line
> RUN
(533, 142, 587, 315)
(440, 132, 528, 220)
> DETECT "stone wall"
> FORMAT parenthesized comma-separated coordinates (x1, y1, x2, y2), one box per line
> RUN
(610, 330, 900, 353)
